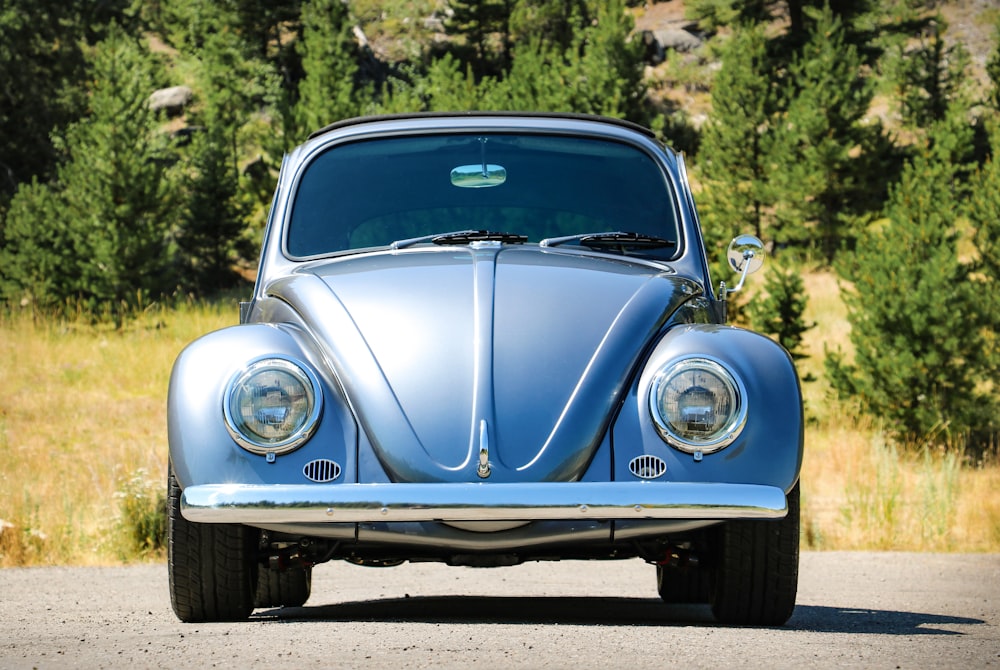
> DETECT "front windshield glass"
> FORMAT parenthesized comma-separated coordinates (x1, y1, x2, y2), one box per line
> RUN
(286, 133, 681, 259)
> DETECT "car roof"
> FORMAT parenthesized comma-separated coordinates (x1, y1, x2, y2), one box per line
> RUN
(307, 111, 658, 141)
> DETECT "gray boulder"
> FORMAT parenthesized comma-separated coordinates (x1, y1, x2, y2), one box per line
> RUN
(642, 28, 703, 63)
(149, 86, 194, 116)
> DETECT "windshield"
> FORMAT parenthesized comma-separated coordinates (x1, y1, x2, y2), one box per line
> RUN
(286, 133, 681, 259)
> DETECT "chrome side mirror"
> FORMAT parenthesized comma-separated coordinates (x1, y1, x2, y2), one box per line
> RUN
(721, 234, 766, 297)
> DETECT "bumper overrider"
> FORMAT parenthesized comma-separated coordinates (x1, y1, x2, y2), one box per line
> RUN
(181, 481, 788, 524)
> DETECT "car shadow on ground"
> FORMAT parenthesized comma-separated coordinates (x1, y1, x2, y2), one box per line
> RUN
(255, 596, 984, 634)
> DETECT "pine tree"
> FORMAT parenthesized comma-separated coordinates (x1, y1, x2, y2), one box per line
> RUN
(375, 52, 492, 113)
(767, 5, 883, 259)
(966, 138, 1000, 384)
(509, 0, 590, 52)
(447, 0, 514, 77)
(174, 26, 279, 293)
(229, 0, 301, 61)
(294, 0, 365, 137)
(487, 36, 572, 112)
(425, 55, 491, 111)
(685, 0, 874, 43)
(684, 0, 772, 31)
(489, 0, 649, 123)
(565, 0, 648, 122)
(883, 16, 970, 131)
(988, 18, 1000, 113)
(143, 0, 233, 53)
(746, 266, 813, 361)
(0, 2, 87, 199)
(389, 0, 648, 124)
(0, 179, 75, 303)
(697, 26, 777, 246)
(176, 126, 251, 293)
(0, 24, 176, 311)
(196, 28, 278, 150)
(825, 147, 995, 448)
(899, 26, 979, 199)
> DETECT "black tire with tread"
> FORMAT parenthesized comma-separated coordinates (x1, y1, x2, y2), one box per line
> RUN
(167, 469, 259, 622)
(656, 562, 712, 604)
(709, 482, 800, 626)
(254, 565, 312, 608)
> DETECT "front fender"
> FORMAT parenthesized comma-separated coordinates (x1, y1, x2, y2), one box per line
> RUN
(167, 324, 358, 490)
(613, 324, 803, 491)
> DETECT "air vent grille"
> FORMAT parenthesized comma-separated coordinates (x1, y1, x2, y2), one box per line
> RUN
(303, 458, 342, 483)
(629, 454, 667, 479)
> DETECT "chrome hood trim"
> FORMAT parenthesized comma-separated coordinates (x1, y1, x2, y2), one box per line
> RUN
(181, 481, 788, 523)
(267, 247, 700, 483)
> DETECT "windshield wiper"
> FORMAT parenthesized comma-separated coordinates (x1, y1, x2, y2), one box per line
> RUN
(539, 231, 676, 252)
(391, 230, 528, 249)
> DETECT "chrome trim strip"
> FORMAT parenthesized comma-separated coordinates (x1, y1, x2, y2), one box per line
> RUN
(470, 243, 497, 478)
(181, 482, 787, 524)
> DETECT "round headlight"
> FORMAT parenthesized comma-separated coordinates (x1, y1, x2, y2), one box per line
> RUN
(649, 357, 746, 453)
(224, 357, 322, 455)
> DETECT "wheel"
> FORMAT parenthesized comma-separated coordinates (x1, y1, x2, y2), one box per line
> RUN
(656, 562, 712, 604)
(254, 564, 312, 608)
(709, 482, 800, 626)
(167, 467, 258, 622)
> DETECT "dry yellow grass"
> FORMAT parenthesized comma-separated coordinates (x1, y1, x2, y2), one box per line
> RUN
(0, 299, 238, 566)
(0, 271, 997, 567)
(801, 417, 1000, 551)
(792, 265, 1000, 553)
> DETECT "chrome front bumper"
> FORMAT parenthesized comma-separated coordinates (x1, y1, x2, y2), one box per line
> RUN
(181, 481, 788, 524)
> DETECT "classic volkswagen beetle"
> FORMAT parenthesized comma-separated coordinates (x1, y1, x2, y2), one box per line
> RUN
(167, 112, 803, 625)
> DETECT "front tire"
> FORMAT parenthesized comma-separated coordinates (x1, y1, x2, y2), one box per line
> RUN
(167, 468, 258, 622)
(710, 483, 800, 626)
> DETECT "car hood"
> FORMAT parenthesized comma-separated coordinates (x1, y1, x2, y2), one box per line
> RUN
(266, 246, 701, 483)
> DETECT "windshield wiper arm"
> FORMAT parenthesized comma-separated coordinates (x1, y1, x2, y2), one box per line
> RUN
(539, 231, 676, 250)
(392, 230, 527, 249)
(391, 230, 475, 250)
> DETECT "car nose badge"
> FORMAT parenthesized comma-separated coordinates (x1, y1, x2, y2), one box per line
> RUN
(477, 419, 491, 479)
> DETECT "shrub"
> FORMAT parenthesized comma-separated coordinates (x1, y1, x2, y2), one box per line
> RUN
(114, 469, 167, 558)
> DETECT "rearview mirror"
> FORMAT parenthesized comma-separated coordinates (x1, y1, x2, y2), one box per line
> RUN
(724, 234, 766, 294)
(451, 164, 507, 188)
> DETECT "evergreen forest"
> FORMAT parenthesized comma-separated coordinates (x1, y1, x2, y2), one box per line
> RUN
(1, 0, 998, 453)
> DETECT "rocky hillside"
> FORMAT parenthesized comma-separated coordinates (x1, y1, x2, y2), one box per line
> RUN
(633, 0, 997, 127)
(350, 0, 997, 132)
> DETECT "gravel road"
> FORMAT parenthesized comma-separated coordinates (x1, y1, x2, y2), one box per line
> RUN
(1, 552, 998, 669)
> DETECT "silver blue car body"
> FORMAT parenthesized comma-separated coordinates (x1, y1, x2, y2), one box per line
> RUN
(167, 113, 803, 624)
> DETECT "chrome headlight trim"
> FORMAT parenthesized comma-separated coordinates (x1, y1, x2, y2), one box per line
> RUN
(223, 356, 323, 455)
(648, 356, 747, 454)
